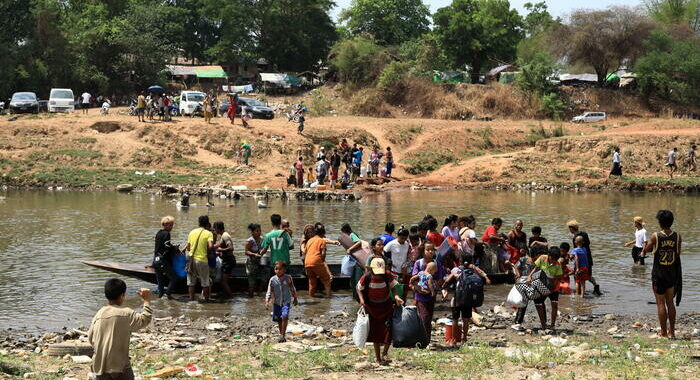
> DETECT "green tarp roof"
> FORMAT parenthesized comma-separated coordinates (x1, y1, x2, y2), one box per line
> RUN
(193, 66, 228, 78)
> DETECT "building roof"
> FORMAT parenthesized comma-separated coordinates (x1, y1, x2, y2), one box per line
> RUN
(486, 64, 517, 77)
(166, 65, 228, 78)
(559, 73, 598, 83)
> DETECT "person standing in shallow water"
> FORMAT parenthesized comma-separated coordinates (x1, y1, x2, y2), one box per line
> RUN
(153, 216, 177, 299)
(567, 220, 602, 296)
(643, 210, 682, 339)
(624, 216, 648, 265)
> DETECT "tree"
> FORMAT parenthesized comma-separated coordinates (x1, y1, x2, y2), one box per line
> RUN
(329, 36, 389, 84)
(635, 29, 700, 104)
(517, 2, 557, 63)
(340, 0, 431, 46)
(644, 0, 700, 32)
(552, 7, 654, 85)
(433, 0, 523, 83)
(517, 51, 556, 96)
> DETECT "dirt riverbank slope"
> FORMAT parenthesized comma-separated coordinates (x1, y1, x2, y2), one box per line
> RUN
(0, 110, 698, 191)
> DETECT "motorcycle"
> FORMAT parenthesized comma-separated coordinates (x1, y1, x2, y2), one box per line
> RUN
(285, 104, 307, 123)
(128, 99, 138, 116)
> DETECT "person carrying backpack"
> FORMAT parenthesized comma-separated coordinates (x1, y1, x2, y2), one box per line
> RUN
(441, 254, 490, 347)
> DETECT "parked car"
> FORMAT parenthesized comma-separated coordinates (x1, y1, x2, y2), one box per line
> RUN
(178, 91, 205, 116)
(572, 112, 606, 123)
(9, 92, 39, 114)
(219, 97, 275, 120)
(49, 88, 75, 112)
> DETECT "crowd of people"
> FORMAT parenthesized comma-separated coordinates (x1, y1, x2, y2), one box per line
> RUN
(609, 144, 697, 179)
(289, 140, 394, 189)
(89, 208, 682, 378)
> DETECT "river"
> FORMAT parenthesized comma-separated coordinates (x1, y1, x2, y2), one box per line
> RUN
(0, 189, 697, 332)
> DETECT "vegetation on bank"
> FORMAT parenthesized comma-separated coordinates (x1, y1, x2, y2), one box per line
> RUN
(1, 333, 696, 379)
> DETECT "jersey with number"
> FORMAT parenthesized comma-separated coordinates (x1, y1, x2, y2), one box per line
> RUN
(261, 229, 294, 265)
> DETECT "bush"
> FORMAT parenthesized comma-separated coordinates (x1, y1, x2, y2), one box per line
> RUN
(517, 51, 557, 96)
(330, 36, 389, 85)
(403, 151, 455, 174)
(377, 61, 410, 92)
(540, 92, 565, 120)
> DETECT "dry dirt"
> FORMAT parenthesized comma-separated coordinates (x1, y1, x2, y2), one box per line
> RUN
(0, 109, 698, 190)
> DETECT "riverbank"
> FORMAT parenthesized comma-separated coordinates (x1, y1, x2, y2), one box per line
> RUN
(0, 111, 698, 193)
(2, 305, 699, 379)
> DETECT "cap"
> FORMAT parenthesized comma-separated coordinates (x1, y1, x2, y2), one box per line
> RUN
(633, 216, 645, 225)
(567, 220, 579, 228)
(369, 257, 386, 275)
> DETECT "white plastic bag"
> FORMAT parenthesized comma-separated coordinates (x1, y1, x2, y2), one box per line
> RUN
(341, 255, 357, 276)
(352, 307, 370, 349)
(506, 286, 527, 308)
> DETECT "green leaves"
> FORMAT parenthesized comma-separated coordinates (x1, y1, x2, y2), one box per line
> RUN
(340, 0, 431, 46)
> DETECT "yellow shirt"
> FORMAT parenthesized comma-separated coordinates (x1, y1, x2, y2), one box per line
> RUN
(187, 227, 214, 262)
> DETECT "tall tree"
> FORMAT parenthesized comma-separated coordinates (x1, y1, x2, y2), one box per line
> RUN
(340, 0, 431, 46)
(433, 0, 523, 83)
(551, 7, 654, 84)
(644, 0, 700, 32)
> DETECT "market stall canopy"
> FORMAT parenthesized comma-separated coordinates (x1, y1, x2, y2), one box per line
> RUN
(166, 65, 228, 79)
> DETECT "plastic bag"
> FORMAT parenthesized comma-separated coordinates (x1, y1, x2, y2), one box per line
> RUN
(391, 306, 429, 348)
(341, 255, 357, 276)
(352, 307, 369, 349)
(506, 286, 527, 308)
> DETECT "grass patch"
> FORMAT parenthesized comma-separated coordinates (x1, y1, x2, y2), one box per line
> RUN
(475, 127, 495, 149)
(402, 151, 455, 174)
(73, 137, 97, 144)
(527, 124, 566, 145)
(308, 90, 333, 117)
(620, 176, 700, 187)
(50, 149, 102, 159)
(386, 124, 423, 146)
(29, 167, 202, 187)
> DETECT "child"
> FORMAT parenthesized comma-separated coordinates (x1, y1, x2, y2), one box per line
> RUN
(88, 279, 152, 380)
(441, 255, 490, 346)
(510, 254, 534, 331)
(558, 242, 573, 295)
(357, 257, 404, 365)
(265, 261, 299, 343)
(624, 216, 648, 265)
(527, 247, 563, 331)
(642, 210, 682, 338)
(410, 262, 437, 342)
(529, 226, 549, 258)
(572, 236, 590, 297)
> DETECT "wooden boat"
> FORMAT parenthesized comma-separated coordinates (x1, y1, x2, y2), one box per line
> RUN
(80, 260, 514, 294)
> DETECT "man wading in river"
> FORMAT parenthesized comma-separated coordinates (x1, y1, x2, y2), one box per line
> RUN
(184, 215, 214, 302)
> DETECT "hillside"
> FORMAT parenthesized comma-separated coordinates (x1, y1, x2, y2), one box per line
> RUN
(0, 107, 698, 192)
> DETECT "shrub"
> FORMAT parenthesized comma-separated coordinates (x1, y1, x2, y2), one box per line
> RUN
(377, 61, 410, 92)
(403, 151, 455, 174)
(540, 93, 565, 120)
(476, 127, 495, 149)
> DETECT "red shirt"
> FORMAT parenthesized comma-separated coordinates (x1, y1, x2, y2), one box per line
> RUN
(482, 225, 499, 244)
(426, 231, 444, 247)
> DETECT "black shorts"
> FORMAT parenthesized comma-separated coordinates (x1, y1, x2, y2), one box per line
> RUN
(652, 275, 675, 295)
(221, 255, 237, 275)
(82, 103, 90, 109)
(534, 292, 559, 305)
(631, 246, 645, 264)
(452, 305, 473, 320)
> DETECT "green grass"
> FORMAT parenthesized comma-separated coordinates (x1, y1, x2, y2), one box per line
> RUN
(620, 175, 700, 187)
(50, 149, 102, 159)
(402, 151, 456, 174)
(28, 167, 202, 187)
(476, 127, 495, 149)
(73, 137, 97, 144)
(386, 124, 423, 146)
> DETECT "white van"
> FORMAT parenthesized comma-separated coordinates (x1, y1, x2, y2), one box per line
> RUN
(49, 88, 75, 112)
(179, 91, 205, 116)
(572, 111, 606, 123)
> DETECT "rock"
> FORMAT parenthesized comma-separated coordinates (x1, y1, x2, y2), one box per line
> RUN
(607, 326, 619, 334)
(22, 373, 36, 379)
(354, 361, 373, 370)
(70, 355, 92, 364)
(531, 372, 544, 380)
(604, 314, 616, 321)
(116, 184, 134, 192)
(205, 323, 227, 331)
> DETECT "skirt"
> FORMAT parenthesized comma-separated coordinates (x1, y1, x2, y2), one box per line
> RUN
(610, 162, 622, 176)
(366, 300, 393, 344)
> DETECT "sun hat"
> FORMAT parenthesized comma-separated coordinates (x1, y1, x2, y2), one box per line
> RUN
(369, 257, 386, 275)
(633, 216, 645, 225)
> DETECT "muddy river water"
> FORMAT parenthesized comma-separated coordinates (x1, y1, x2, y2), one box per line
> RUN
(0, 189, 698, 332)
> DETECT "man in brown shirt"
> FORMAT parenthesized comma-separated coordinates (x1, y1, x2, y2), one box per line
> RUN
(88, 279, 152, 380)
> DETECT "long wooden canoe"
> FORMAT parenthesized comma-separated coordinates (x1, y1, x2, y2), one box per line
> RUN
(81, 260, 514, 294)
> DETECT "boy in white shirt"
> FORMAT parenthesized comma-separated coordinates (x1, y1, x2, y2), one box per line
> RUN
(625, 216, 648, 265)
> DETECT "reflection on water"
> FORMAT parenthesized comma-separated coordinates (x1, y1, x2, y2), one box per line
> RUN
(0, 190, 697, 332)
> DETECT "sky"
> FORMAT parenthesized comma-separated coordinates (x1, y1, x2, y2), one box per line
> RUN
(331, 0, 644, 20)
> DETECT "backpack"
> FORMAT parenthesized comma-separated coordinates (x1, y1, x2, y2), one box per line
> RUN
(455, 267, 484, 307)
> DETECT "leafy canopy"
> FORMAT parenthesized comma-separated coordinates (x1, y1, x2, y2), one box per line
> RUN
(340, 0, 431, 46)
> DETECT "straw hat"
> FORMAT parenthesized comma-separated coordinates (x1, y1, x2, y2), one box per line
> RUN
(633, 216, 645, 225)
(369, 257, 386, 275)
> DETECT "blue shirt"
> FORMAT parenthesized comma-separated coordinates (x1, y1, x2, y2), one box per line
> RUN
(572, 247, 589, 268)
(352, 150, 363, 165)
(379, 233, 395, 244)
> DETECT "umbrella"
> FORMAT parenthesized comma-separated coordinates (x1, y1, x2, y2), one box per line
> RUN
(148, 85, 164, 94)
